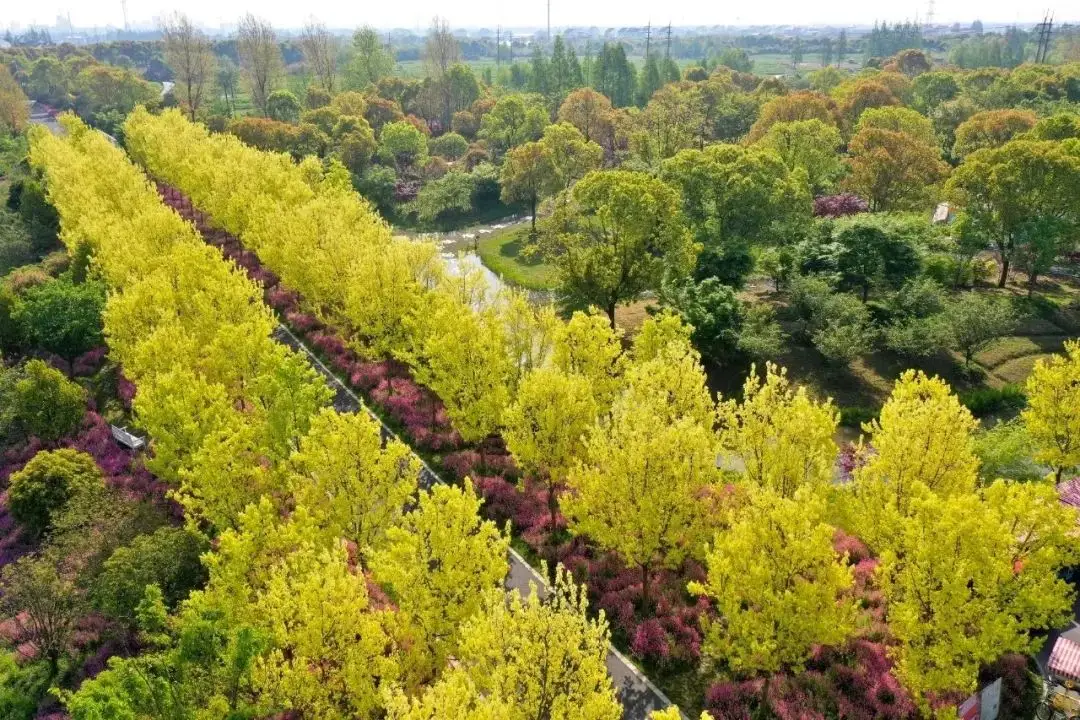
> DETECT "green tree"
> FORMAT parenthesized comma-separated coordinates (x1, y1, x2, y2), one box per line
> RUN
(265, 89, 302, 123)
(479, 93, 548, 157)
(0, 359, 85, 442)
(539, 170, 697, 327)
(348, 26, 395, 89)
(946, 140, 1080, 287)
(662, 143, 811, 288)
(378, 120, 429, 170)
(8, 448, 103, 538)
(15, 278, 105, 362)
(93, 526, 209, 625)
(500, 142, 556, 232)
(690, 489, 856, 674)
(754, 119, 844, 194)
(0, 556, 84, 675)
(944, 292, 1017, 369)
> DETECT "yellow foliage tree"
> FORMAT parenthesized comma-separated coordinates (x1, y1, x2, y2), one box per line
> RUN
(880, 482, 1077, 701)
(717, 364, 839, 498)
(850, 370, 979, 549)
(452, 567, 621, 720)
(564, 348, 718, 604)
(288, 409, 419, 553)
(252, 545, 398, 719)
(690, 489, 856, 674)
(552, 310, 625, 413)
(503, 367, 597, 532)
(370, 481, 508, 684)
(1023, 340, 1080, 481)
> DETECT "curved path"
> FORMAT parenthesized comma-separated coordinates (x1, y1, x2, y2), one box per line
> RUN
(272, 323, 680, 720)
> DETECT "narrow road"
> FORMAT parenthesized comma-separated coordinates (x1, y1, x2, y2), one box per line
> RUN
(272, 324, 679, 719)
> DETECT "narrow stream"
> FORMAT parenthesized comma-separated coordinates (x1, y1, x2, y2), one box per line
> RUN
(394, 215, 553, 303)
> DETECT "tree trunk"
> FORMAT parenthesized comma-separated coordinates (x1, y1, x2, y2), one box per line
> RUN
(606, 301, 617, 330)
(548, 481, 559, 539)
(1028, 269, 1039, 296)
(530, 196, 537, 232)
(861, 282, 869, 303)
(1056, 466, 1064, 483)
(640, 563, 651, 609)
(998, 256, 1010, 288)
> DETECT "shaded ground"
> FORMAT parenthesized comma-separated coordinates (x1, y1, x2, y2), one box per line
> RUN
(740, 273, 1079, 413)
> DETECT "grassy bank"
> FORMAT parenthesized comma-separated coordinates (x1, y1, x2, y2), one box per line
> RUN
(476, 224, 558, 291)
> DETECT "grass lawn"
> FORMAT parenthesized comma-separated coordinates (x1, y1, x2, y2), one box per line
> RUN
(475, 224, 558, 291)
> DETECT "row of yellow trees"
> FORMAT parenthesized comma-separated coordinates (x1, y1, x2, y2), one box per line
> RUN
(29, 116, 626, 720)
(120, 107, 1080, 712)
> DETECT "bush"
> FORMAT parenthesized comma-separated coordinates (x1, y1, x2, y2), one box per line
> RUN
(813, 193, 869, 218)
(429, 132, 469, 160)
(0, 359, 86, 442)
(0, 652, 51, 720)
(839, 406, 878, 428)
(8, 448, 103, 537)
(93, 526, 209, 624)
(266, 89, 302, 123)
(14, 278, 106, 361)
(883, 314, 950, 358)
(958, 384, 1026, 416)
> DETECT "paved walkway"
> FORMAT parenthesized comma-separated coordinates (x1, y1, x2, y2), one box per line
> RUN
(272, 324, 678, 719)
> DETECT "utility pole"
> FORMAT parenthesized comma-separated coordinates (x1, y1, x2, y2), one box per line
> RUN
(1034, 11, 1054, 63)
(496, 25, 501, 67)
(665, 23, 672, 59)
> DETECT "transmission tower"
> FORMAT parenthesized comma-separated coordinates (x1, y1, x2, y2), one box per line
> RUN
(120, 0, 129, 31)
(925, 0, 935, 28)
(645, 22, 651, 61)
(665, 23, 672, 59)
(547, 0, 551, 44)
(496, 26, 501, 67)
(1034, 11, 1054, 63)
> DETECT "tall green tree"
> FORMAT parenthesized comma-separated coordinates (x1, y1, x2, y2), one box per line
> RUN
(539, 170, 697, 326)
(947, 139, 1080, 288)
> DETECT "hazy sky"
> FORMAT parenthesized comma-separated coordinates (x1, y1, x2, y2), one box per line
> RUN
(4, 0, 1067, 32)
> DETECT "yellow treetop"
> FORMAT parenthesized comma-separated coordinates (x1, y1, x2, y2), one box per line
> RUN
(718, 363, 839, 498)
(1023, 340, 1080, 480)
